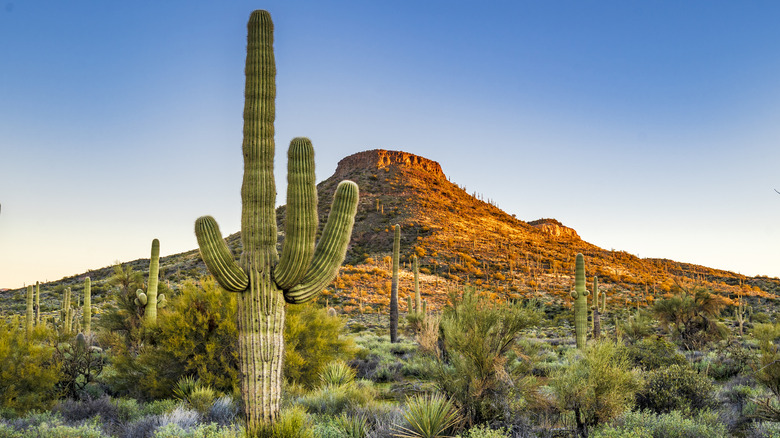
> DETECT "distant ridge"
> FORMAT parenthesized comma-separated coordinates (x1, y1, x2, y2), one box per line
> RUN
(2, 149, 778, 314)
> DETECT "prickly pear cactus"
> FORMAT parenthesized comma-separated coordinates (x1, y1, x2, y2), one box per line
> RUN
(571, 253, 589, 349)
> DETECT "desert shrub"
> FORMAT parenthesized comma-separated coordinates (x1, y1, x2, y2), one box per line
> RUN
(590, 409, 727, 438)
(206, 396, 239, 426)
(285, 303, 356, 388)
(54, 333, 105, 400)
(252, 405, 312, 438)
(434, 289, 541, 425)
(333, 412, 370, 438)
(107, 278, 238, 399)
(653, 288, 729, 350)
(456, 424, 510, 438)
(393, 393, 462, 438)
(298, 379, 378, 416)
(624, 336, 686, 370)
(636, 364, 715, 414)
(152, 422, 243, 438)
(618, 310, 655, 343)
(0, 320, 60, 415)
(320, 360, 357, 387)
(551, 341, 641, 438)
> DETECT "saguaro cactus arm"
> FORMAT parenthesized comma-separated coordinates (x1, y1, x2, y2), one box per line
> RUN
(274, 138, 317, 290)
(195, 216, 249, 292)
(283, 180, 359, 304)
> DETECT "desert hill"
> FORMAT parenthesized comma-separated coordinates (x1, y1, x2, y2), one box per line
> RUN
(2, 149, 778, 317)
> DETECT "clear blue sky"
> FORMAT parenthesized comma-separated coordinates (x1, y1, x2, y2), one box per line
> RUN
(2, 1, 779, 289)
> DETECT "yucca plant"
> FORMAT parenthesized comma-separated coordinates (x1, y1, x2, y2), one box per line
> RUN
(334, 412, 370, 438)
(319, 360, 356, 387)
(393, 393, 462, 438)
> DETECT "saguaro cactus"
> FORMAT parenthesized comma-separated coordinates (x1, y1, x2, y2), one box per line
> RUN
(412, 255, 422, 313)
(571, 253, 589, 349)
(592, 275, 601, 339)
(390, 224, 400, 343)
(62, 287, 73, 335)
(35, 281, 40, 324)
(26, 285, 34, 338)
(84, 277, 91, 335)
(146, 239, 160, 324)
(193, 10, 359, 433)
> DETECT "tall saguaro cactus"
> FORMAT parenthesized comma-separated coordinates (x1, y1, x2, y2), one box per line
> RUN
(571, 253, 589, 349)
(146, 239, 160, 324)
(193, 10, 359, 434)
(62, 287, 72, 335)
(412, 254, 421, 313)
(390, 224, 400, 343)
(35, 281, 40, 325)
(592, 275, 601, 339)
(25, 285, 34, 338)
(84, 277, 91, 335)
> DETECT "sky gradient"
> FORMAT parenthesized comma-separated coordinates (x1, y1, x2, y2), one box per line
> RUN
(2, 1, 779, 289)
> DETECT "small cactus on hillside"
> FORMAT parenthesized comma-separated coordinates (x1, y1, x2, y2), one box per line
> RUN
(592, 275, 601, 339)
(61, 287, 73, 335)
(134, 239, 167, 323)
(390, 224, 400, 343)
(35, 281, 40, 325)
(571, 253, 589, 349)
(25, 284, 33, 338)
(83, 277, 91, 335)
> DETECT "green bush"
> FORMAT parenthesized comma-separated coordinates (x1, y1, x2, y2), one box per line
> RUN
(636, 364, 715, 414)
(435, 289, 541, 425)
(456, 424, 510, 438)
(298, 380, 377, 416)
(551, 341, 641, 438)
(393, 393, 462, 438)
(624, 336, 686, 370)
(591, 409, 727, 438)
(285, 303, 356, 388)
(107, 277, 239, 399)
(0, 320, 60, 415)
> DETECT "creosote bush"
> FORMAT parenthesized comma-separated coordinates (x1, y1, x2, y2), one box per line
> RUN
(636, 363, 716, 414)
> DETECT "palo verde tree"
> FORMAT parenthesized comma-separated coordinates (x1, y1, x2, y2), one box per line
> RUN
(193, 10, 359, 435)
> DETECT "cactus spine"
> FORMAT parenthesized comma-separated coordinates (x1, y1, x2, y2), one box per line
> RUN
(390, 224, 400, 343)
(592, 275, 601, 339)
(193, 10, 359, 432)
(571, 253, 589, 349)
(26, 285, 34, 338)
(84, 277, 91, 335)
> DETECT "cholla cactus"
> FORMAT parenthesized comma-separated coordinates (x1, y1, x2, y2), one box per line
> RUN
(192, 10, 358, 432)
(571, 253, 589, 349)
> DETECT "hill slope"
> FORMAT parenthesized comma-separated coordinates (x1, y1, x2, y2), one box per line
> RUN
(2, 149, 778, 317)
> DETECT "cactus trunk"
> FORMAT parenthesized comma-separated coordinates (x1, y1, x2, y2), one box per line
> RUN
(84, 277, 91, 335)
(571, 253, 588, 349)
(413, 254, 421, 313)
(390, 224, 400, 343)
(35, 282, 40, 325)
(25, 285, 33, 338)
(145, 239, 160, 325)
(62, 287, 72, 335)
(592, 275, 601, 339)
(194, 10, 358, 434)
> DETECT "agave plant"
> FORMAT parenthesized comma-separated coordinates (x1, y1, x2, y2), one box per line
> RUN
(393, 393, 462, 438)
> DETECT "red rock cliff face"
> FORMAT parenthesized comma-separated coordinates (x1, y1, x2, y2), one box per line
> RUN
(334, 149, 445, 179)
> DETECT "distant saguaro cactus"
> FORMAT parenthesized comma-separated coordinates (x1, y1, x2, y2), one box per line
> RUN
(390, 224, 400, 343)
(592, 275, 601, 339)
(134, 239, 167, 324)
(25, 285, 33, 338)
(84, 277, 91, 335)
(192, 10, 359, 433)
(571, 253, 589, 349)
(62, 287, 73, 335)
(35, 281, 40, 325)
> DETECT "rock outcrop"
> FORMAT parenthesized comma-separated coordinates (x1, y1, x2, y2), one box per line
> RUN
(334, 149, 445, 179)
(529, 218, 580, 240)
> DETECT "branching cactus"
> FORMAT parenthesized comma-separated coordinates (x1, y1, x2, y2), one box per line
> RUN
(390, 224, 400, 343)
(192, 10, 359, 433)
(62, 287, 73, 335)
(571, 253, 589, 349)
(25, 285, 33, 338)
(84, 277, 91, 335)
